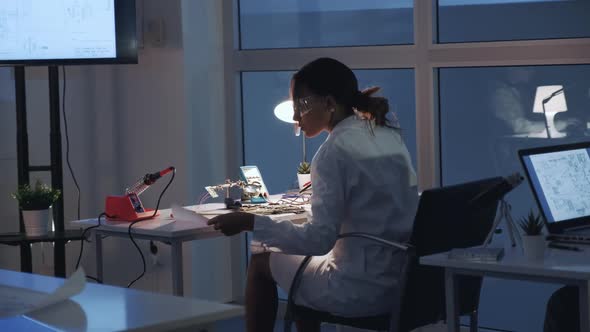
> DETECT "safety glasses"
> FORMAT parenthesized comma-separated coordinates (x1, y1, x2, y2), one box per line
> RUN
(293, 95, 321, 117)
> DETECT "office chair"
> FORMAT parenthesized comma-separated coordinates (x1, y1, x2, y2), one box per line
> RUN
(284, 176, 505, 332)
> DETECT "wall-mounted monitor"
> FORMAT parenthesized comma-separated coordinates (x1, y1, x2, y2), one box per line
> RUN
(0, 0, 137, 66)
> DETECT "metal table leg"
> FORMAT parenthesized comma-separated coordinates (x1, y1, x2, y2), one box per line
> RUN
(171, 240, 184, 296)
(95, 231, 103, 283)
(445, 268, 460, 332)
(579, 280, 590, 332)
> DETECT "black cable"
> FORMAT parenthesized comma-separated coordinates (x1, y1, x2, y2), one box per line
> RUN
(127, 169, 176, 288)
(85, 276, 101, 283)
(61, 66, 81, 220)
(75, 212, 108, 283)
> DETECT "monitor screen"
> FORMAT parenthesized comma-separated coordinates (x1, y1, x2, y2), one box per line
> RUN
(239, 165, 269, 197)
(0, 0, 137, 65)
(520, 142, 590, 231)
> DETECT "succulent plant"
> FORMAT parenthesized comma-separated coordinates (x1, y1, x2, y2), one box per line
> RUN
(518, 209, 545, 236)
(297, 161, 311, 174)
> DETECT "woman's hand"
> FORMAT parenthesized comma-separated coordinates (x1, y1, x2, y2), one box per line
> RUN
(207, 212, 255, 236)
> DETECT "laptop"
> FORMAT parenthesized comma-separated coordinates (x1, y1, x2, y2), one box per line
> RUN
(519, 141, 590, 242)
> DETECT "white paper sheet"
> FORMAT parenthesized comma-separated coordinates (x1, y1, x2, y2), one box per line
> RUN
(171, 204, 210, 226)
(0, 268, 86, 318)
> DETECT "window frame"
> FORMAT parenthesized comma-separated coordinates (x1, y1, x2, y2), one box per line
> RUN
(223, 0, 590, 191)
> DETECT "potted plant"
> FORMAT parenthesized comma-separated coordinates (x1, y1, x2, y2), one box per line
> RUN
(297, 161, 311, 190)
(518, 210, 545, 261)
(12, 180, 61, 236)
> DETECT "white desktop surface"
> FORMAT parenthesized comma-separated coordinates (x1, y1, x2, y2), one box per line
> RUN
(70, 200, 310, 238)
(0, 268, 243, 331)
(70, 203, 230, 239)
(420, 245, 590, 332)
(70, 200, 311, 239)
(421, 245, 590, 280)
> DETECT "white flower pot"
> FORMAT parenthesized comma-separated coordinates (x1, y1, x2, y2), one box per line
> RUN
(297, 173, 311, 190)
(522, 235, 546, 262)
(22, 209, 51, 236)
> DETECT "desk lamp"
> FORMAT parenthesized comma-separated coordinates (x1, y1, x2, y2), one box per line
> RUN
(533, 85, 568, 138)
(274, 100, 306, 162)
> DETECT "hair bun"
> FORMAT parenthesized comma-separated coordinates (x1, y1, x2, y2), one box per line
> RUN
(352, 90, 368, 109)
(354, 88, 390, 127)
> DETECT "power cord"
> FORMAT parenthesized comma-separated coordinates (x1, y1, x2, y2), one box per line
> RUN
(62, 66, 81, 221)
(127, 168, 176, 288)
(75, 212, 109, 283)
(74, 169, 175, 287)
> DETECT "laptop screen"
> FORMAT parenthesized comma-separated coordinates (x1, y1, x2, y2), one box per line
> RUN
(519, 142, 590, 231)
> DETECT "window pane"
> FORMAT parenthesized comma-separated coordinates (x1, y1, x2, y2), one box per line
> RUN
(438, 0, 590, 43)
(439, 65, 590, 331)
(239, 0, 413, 49)
(242, 69, 416, 195)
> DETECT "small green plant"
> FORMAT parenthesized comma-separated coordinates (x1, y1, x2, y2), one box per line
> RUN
(518, 210, 544, 236)
(297, 161, 311, 174)
(11, 180, 61, 211)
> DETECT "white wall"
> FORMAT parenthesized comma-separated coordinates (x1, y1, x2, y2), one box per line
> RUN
(182, 0, 245, 302)
(0, 0, 244, 301)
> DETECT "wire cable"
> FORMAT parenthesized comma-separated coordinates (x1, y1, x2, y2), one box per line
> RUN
(61, 66, 81, 220)
(75, 212, 108, 283)
(126, 168, 176, 288)
(198, 192, 211, 205)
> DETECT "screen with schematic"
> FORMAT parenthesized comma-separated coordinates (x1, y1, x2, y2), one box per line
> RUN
(0, 0, 137, 65)
(521, 146, 590, 224)
(240, 166, 269, 202)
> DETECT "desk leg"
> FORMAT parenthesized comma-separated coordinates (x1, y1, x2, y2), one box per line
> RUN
(578, 280, 590, 332)
(95, 232, 103, 283)
(445, 268, 460, 332)
(20, 243, 32, 273)
(171, 240, 184, 296)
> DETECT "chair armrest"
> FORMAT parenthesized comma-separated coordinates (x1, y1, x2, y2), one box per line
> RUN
(337, 232, 413, 253)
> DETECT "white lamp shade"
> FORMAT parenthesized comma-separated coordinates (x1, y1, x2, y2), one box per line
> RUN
(533, 85, 568, 114)
(532, 85, 569, 138)
(274, 100, 295, 123)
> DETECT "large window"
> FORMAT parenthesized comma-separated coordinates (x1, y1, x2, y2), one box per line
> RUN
(440, 65, 590, 187)
(239, 0, 414, 49)
(439, 65, 590, 331)
(438, 0, 590, 43)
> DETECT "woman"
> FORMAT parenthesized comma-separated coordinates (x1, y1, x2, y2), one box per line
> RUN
(207, 57, 419, 332)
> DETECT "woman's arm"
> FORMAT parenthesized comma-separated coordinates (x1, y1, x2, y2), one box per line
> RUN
(252, 143, 347, 256)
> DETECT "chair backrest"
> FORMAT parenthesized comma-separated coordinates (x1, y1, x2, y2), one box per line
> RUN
(399, 177, 503, 332)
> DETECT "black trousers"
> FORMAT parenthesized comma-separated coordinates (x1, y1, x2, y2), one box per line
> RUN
(544, 286, 579, 332)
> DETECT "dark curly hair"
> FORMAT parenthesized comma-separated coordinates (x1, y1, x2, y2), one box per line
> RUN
(291, 57, 394, 128)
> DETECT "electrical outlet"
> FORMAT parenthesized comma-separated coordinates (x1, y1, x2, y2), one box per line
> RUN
(149, 241, 159, 266)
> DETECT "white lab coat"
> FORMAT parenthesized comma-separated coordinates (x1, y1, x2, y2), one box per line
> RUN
(253, 115, 419, 317)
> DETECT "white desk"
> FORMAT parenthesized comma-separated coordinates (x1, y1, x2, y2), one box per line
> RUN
(0, 268, 243, 331)
(420, 246, 590, 332)
(70, 201, 309, 296)
(71, 203, 229, 296)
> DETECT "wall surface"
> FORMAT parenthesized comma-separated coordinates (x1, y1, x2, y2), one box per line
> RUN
(181, 0, 244, 302)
